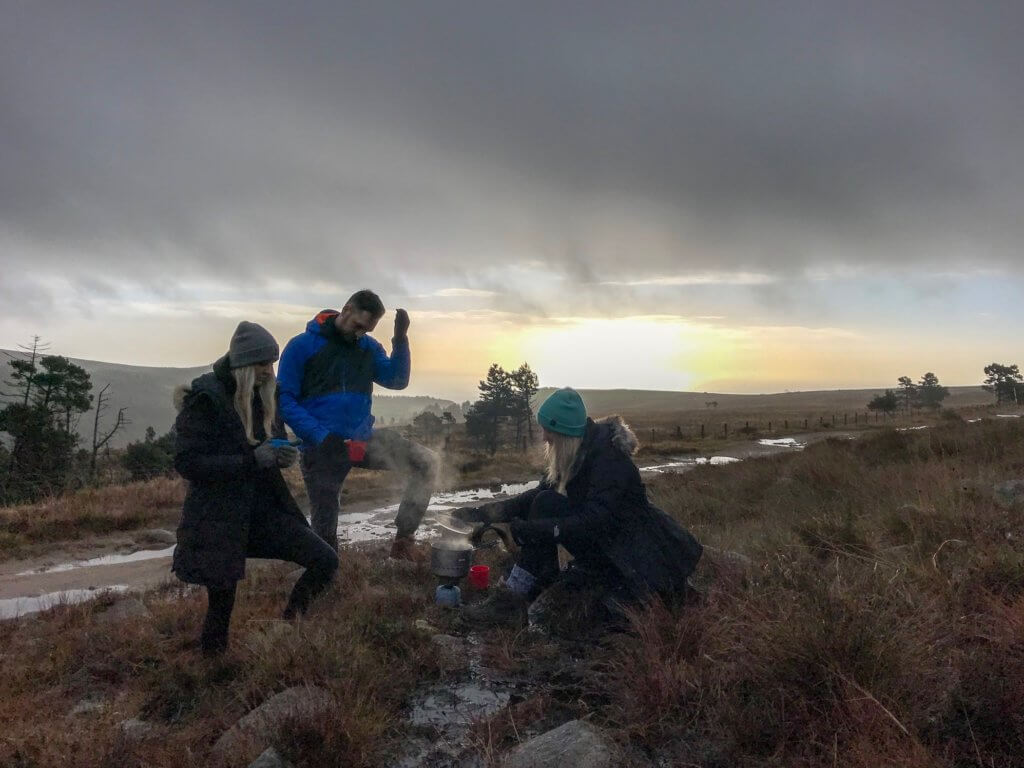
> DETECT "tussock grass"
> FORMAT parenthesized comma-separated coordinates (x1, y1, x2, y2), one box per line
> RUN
(0, 477, 185, 557)
(0, 550, 441, 767)
(3, 418, 1023, 766)
(586, 418, 1024, 766)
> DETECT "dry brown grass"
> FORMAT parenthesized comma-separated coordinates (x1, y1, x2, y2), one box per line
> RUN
(0, 548, 443, 768)
(3, 416, 1023, 766)
(0, 477, 185, 557)
(583, 418, 1024, 767)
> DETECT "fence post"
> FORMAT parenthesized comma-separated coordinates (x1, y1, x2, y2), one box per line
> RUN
(768, 420, 772, 432)
(700, 423, 705, 439)
(805, 418, 809, 429)
(724, 423, 728, 438)
(844, 413, 848, 425)
(832, 414, 836, 425)
(651, 428, 656, 443)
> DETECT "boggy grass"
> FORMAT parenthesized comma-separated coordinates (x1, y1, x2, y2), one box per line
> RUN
(0, 476, 185, 557)
(0, 549, 441, 768)
(588, 418, 1024, 766)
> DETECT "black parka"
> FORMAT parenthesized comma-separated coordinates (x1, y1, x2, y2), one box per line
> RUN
(479, 416, 702, 601)
(172, 356, 308, 588)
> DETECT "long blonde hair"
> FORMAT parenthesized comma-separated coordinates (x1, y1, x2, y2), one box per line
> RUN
(232, 366, 277, 446)
(544, 432, 584, 494)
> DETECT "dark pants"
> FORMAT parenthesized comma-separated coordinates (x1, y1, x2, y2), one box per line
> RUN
(515, 490, 615, 590)
(201, 513, 339, 654)
(300, 428, 438, 547)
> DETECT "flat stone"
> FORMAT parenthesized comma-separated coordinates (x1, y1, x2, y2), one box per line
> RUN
(248, 747, 292, 768)
(212, 686, 334, 758)
(67, 699, 105, 718)
(414, 619, 440, 635)
(502, 720, 614, 768)
(118, 718, 154, 741)
(97, 598, 151, 624)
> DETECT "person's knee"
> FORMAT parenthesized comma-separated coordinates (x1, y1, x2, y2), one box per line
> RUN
(317, 545, 340, 576)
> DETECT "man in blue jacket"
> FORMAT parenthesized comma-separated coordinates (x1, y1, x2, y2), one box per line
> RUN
(277, 289, 437, 560)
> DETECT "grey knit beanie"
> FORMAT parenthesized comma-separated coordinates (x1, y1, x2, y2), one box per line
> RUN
(228, 321, 279, 369)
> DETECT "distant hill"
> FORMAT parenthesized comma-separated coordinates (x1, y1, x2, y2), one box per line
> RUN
(537, 386, 995, 417)
(0, 351, 460, 448)
(1, 350, 998, 448)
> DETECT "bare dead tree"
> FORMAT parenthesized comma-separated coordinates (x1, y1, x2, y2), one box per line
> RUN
(90, 383, 128, 480)
(2, 336, 50, 404)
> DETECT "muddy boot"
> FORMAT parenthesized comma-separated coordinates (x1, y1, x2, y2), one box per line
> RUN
(461, 587, 529, 629)
(389, 534, 426, 563)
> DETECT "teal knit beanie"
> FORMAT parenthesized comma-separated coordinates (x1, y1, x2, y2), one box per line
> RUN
(537, 388, 587, 437)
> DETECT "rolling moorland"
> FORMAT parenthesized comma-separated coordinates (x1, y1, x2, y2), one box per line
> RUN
(0, 401, 1022, 766)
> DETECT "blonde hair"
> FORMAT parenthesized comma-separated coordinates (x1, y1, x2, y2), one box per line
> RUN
(232, 366, 277, 446)
(543, 432, 584, 494)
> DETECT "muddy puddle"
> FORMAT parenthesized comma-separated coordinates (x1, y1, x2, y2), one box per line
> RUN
(0, 585, 129, 620)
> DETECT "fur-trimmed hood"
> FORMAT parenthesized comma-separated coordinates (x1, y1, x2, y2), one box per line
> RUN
(595, 414, 639, 456)
(172, 384, 190, 412)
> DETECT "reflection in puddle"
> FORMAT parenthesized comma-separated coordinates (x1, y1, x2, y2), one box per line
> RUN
(0, 585, 129, 620)
(757, 437, 805, 449)
(641, 456, 743, 474)
(17, 546, 175, 576)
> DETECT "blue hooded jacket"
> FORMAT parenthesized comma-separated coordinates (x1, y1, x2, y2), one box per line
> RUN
(277, 310, 410, 445)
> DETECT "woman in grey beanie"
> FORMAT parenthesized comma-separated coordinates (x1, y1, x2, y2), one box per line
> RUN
(172, 321, 339, 655)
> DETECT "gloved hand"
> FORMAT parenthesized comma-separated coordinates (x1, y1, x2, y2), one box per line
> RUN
(394, 308, 410, 340)
(471, 522, 517, 551)
(275, 443, 298, 468)
(451, 506, 483, 524)
(253, 440, 277, 469)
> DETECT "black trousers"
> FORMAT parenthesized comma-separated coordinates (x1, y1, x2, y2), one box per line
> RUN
(300, 428, 438, 547)
(201, 512, 339, 654)
(515, 490, 616, 592)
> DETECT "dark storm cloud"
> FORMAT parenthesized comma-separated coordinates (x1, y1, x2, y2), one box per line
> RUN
(2, 0, 1022, 312)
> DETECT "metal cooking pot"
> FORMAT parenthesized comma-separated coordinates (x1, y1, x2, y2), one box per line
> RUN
(430, 540, 473, 580)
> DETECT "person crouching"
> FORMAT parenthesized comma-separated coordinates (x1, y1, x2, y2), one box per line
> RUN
(453, 388, 702, 633)
(172, 321, 339, 656)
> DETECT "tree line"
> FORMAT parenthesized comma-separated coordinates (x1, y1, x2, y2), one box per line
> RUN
(866, 362, 1024, 414)
(0, 337, 132, 504)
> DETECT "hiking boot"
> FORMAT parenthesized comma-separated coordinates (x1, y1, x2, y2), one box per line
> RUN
(389, 534, 426, 563)
(461, 587, 529, 629)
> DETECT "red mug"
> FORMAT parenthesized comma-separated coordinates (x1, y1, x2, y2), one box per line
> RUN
(469, 565, 490, 590)
(346, 440, 367, 463)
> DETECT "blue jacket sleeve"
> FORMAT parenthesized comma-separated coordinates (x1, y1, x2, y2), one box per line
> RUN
(371, 336, 410, 390)
(277, 334, 331, 445)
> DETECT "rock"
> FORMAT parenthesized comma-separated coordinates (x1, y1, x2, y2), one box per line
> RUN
(993, 479, 1024, 509)
(248, 747, 292, 768)
(212, 686, 334, 759)
(414, 619, 440, 635)
(137, 528, 177, 546)
(502, 720, 615, 768)
(67, 699, 105, 718)
(97, 597, 151, 624)
(118, 718, 154, 741)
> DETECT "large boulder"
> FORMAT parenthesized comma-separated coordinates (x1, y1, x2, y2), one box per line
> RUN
(502, 720, 615, 768)
(211, 686, 334, 760)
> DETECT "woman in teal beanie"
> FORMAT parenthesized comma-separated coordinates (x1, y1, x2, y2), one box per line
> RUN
(454, 387, 702, 631)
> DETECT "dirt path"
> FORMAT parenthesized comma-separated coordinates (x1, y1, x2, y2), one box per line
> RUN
(0, 432, 855, 616)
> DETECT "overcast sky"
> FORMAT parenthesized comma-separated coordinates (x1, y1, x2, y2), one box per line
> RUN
(2, 1, 1022, 398)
